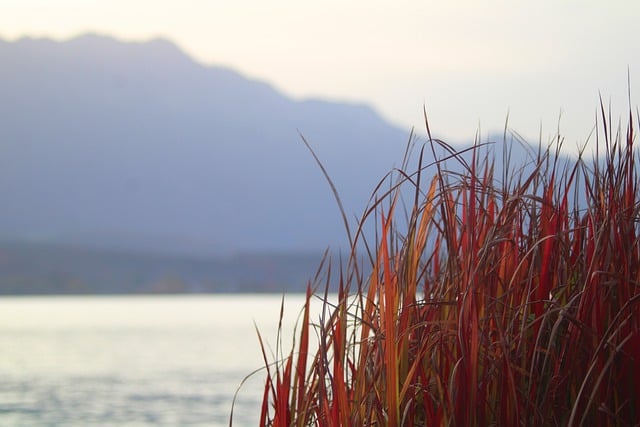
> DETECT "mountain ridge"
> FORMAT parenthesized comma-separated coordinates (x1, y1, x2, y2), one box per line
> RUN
(0, 32, 411, 256)
(0, 33, 576, 294)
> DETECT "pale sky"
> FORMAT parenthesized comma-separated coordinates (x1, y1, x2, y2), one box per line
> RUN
(2, 1, 639, 154)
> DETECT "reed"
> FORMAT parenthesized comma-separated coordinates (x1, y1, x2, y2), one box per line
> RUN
(251, 104, 640, 426)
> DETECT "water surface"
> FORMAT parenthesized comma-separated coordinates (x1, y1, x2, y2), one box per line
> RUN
(0, 294, 311, 426)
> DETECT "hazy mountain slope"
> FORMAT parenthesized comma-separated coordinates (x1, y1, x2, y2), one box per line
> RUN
(0, 34, 411, 255)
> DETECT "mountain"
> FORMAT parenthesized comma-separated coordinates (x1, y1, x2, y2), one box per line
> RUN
(0, 34, 576, 294)
(0, 33, 411, 256)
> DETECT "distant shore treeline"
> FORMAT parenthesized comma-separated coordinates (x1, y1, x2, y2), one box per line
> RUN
(0, 240, 328, 294)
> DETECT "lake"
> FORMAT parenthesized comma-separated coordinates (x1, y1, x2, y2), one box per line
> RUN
(0, 294, 317, 426)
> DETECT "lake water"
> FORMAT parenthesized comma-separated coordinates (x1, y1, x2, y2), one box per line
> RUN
(0, 294, 316, 426)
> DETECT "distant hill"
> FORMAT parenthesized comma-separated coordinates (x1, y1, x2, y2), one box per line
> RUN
(0, 33, 571, 294)
(0, 33, 411, 256)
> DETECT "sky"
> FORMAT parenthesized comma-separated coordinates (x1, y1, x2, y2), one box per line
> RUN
(2, 1, 639, 154)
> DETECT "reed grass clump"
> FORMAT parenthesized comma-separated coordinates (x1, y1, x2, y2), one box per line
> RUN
(253, 106, 640, 426)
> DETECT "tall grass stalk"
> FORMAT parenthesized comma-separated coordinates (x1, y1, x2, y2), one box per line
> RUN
(251, 106, 640, 426)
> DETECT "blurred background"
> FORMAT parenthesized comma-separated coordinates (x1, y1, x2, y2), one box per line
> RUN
(0, 1, 638, 284)
(0, 0, 640, 293)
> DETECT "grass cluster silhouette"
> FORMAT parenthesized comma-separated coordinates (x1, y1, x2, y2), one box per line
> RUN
(248, 104, 640, 426)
